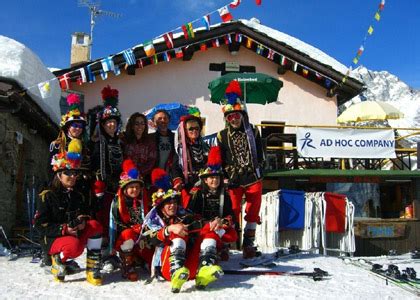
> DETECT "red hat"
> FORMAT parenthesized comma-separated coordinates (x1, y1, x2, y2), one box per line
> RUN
(150, 168, 180, 207)
(60, 94, 86, 128)
(199, 146, 223, 178)
(221, 80, 246, 116)
(119, 159, 143, 189)
(98, 85, 121, 123)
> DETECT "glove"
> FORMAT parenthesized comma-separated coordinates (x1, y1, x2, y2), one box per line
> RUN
(92, 180, 106, 198)
(131, 224, 141, 234)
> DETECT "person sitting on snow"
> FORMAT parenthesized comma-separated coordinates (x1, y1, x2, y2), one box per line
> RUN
(34, 139, 103, 285)
(109, 159, 153, 281)
(142, 168, 224, 293)
(184, 146, 238, 262)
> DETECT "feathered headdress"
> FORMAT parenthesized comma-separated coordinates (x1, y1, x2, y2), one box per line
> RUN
(199, 146, 223, 178)
(119, 159, 143, 189)
(98, 85, 121, 122)
(150, 168, 180, 207)
(51, 138, 82, 172)
(60, 93, 86, 128)
(221, 80, 246, 116)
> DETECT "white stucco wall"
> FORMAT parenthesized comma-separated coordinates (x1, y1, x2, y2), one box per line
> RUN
(72, 45, 338, 135)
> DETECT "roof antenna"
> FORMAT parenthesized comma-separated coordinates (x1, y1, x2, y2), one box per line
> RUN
(78, 0, 122, 60)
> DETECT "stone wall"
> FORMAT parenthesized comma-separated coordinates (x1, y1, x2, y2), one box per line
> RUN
(0, 113, 51, 236)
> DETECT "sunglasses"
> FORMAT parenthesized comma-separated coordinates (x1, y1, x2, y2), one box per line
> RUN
(187, 126, 200, 132)
(226, 112, 242, 122)
(62, 170, 78, 177)
(70, 123, 84, 129)
(134, 122, 146, 126)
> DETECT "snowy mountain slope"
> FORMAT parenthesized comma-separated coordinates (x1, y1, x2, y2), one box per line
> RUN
(343, 66, 420, 144)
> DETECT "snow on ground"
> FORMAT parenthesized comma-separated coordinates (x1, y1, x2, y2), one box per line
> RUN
(0, 250, 418, 299)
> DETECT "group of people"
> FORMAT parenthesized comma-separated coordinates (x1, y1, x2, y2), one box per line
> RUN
(34, 80, 265, 292)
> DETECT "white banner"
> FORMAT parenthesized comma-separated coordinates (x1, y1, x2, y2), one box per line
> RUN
(296, 128, 396, 158)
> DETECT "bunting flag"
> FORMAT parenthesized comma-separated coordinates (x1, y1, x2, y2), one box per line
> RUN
(101, 56, 115, 72)
(368, 26, 374, 35)
(182, 23, 195, 39)
(256, 0, 262, 5)
(114, 64, 121, 76)
(175, 48, 184, 58)
(86, 65, 95, 83)
(256, 44, 264, 55)
(224, 34, 232, 44)
(325, 78, 332, 88)
(229, 0, 241, 8)
(144, 41, 156, 57)
(163, 51, 171, 62)
(77, 67, 87, 84)
(246, 38, 253, 48)
(267, 49, 275, 60)
(202, 15, 211, 31)
(293, 61, 298, 72)
(137, 59, 144, 68)
(357, 45, 364, 56)
(315, 72, 323, 80)
(59, 74, 71, 90)
(379, 0, 385, 11)
(235, 33, 242, 43)
(374, 12, 381, 21)
(212, 38, 220, 48)
(280, 55, 287, 66)
(122, 49, 136, 66)
(38, 81, 51, 99)
(163, 32, 174, 49)
(200, 43, 207, 51)
(218, 6, 233, 22)
(100, 70, 108, 80)
(151, 54, 159, 64)
(302, 69, 309, 77)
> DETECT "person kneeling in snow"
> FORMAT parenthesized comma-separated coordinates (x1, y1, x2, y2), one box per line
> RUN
(185, 146, 238, 263)
(35, 139, 103, 285)
(109, 159, 153, 281)
(142, 168, 224, 293)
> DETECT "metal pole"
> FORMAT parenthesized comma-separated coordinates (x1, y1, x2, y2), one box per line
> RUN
(89, 6, 96, 61)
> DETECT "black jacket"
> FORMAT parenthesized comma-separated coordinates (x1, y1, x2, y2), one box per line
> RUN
(34, 188, 89, 252)
(217, 124, 264, 187)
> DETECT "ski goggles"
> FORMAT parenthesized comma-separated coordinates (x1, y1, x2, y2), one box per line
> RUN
(187, 126, 200, 132)
(225, 112, 242, 122)
(69, 122, 84, 129)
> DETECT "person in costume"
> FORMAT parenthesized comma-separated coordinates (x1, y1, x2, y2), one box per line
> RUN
(150, 109, 176, 173)
(184, 146, 238, 261)
(109, 159, 153, 281)
(89, 85, 124, 239)
(216, 80, 265, 259)
(120, 112, 157, 187)
(34, 139, 103, 285)
(172, 113, 209, 191)
(142, 168, 224, 293)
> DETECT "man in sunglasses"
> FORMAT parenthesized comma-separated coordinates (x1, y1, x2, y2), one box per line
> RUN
(216, 80, 264, 259)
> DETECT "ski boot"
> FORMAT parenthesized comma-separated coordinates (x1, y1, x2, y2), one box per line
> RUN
(219, 243, 230, 261)
(119, 251, 138, 281)
(196, 246, 224, 290)
(65, 260, 81, 275)
(169, 247, 189, 293)
(51, 254, 66, 282)
(86, 249, 103, 286)
(242, 229, 260, 259)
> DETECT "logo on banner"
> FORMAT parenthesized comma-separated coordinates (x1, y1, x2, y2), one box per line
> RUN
(300, 132, 316, 151)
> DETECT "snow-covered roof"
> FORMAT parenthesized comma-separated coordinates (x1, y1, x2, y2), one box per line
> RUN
(0, 35, 61, 124)
(238, 19, 353, 78)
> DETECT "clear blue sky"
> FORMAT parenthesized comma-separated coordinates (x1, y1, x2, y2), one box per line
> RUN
(2, 0, 419, 88)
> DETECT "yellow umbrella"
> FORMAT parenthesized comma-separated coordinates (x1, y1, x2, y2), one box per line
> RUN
(337, 100, 404, 123)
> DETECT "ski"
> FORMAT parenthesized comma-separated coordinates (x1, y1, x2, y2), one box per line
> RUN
(224, 268, 330, 281)
(343, 258, 420, 296)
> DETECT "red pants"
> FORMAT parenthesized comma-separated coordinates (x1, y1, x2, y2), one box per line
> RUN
(228, 181, 262, 223)
(95, 192, 114, 238)
(115, 228, 154, 266)
(49, 220, 103, 262)
(160, 224, 237, 281)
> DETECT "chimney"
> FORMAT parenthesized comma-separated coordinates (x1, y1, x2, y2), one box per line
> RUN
(70, 32, 90, 67)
